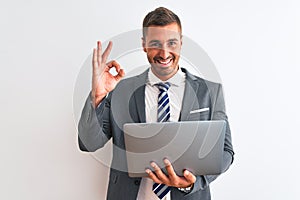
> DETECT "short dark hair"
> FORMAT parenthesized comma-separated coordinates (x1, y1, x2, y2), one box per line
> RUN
(142, 7, 182, 38)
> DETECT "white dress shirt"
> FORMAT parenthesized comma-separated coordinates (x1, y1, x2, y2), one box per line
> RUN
(136, 67, 186, 200)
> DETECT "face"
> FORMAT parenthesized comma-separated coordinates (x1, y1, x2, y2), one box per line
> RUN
(143, 23, 182, 81)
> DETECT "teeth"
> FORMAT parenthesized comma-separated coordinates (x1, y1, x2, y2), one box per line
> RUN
(157, 59, 172, 64)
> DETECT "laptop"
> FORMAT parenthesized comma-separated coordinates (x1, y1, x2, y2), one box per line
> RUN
(123, 120, 226, 177)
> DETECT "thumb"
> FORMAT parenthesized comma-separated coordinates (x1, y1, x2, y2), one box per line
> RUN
(183, 170, 196, 183)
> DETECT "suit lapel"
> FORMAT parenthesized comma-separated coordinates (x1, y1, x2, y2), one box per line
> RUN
(132, 69, 149, 123)
(180, 68, 208, 121)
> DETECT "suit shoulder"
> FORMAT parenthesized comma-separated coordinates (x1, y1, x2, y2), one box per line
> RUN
(191, 74, 222, 89)
(117, 69, 148, 86)
(118, 75, 138, 85)
(183, 67, 222, 88)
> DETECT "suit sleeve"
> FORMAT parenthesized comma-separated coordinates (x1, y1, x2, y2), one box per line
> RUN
(188, 83, 234, 195)
(77, 92, 112, 152)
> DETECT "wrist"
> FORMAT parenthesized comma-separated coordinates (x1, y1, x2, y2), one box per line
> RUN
(178, 183, 194, 193)
(91, 92, 106, 107)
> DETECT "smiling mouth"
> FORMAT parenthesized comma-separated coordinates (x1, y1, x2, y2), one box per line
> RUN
(155, 58, 173, 65)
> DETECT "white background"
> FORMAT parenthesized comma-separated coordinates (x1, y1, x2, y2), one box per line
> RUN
(1, 0, 299, 199)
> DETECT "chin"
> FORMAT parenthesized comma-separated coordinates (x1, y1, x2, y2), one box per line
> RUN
(152, 65, 177, 78)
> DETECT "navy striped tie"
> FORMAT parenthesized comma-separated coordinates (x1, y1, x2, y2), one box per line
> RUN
(156, 82, 171, 122)
(152, 82, 171, 199)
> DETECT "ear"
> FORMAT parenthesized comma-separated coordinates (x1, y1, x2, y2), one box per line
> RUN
(180, 35, 183, 46)
(142, 37, 147, 53)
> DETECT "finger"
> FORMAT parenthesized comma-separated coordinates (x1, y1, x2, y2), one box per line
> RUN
(97, 41, 102, 65)
(115, 68, 125, 81)
(151, 162, 168, 183)
(92, 48, 98, 71)
(183, 170, 196, 184)
(105, 60, 121, 75)
(106, 60, 121, 70)
(145, 169, 162, 184)
(163, 159, 177, 180)
(102, 41, 113, 63)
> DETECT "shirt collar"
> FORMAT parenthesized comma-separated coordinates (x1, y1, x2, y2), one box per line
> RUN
(147, 67, 185, 87)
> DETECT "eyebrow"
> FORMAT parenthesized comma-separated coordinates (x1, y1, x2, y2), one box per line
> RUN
(168, 38, 179, 42)
(149, 40, 160, 44)
(148, 38, 179, 44)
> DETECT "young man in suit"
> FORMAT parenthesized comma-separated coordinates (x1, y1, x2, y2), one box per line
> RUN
(78, 7, 234, 200)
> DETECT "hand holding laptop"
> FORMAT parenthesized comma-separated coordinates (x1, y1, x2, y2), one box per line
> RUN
(145, 158, 196, 188)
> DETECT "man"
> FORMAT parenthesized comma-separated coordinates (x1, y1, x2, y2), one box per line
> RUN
(78, 7, 234, 200)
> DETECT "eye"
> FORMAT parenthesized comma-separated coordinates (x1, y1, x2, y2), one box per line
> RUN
(168, 41, 177, 47)
(149, 42, 161, 47)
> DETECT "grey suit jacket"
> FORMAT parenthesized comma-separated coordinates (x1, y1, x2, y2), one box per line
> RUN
(78, 68, 234, 200)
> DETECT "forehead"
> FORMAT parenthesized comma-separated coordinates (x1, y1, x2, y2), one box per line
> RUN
(144, 23, 181, 41)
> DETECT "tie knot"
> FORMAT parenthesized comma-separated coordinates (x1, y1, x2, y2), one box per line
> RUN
(156, 82, 170, 92)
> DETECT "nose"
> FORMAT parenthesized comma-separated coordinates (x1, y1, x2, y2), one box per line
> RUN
(158, 46, 171, 60)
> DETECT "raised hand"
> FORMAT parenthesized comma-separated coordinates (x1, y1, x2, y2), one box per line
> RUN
(91, 41, 125, 107)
